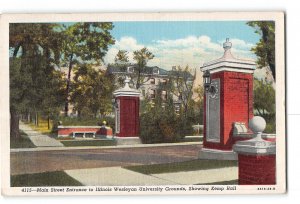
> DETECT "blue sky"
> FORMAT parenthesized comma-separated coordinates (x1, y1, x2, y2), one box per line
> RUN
(104, 21, 260, 71)
(111, 21, 260, 45)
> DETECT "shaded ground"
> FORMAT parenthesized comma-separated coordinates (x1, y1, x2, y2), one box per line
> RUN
(11, 171, 83, 187)
(124, 159, 237, 174)
(11, 144, 201, 175)
(10, 131, 36, 149)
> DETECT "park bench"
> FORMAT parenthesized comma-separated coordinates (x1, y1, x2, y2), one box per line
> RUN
(72, 131, 96, 139)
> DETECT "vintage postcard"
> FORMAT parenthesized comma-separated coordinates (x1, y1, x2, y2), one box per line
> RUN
(0, 12, 286, 196)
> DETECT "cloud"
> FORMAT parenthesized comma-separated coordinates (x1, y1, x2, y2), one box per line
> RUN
(104, 35, 257, 70)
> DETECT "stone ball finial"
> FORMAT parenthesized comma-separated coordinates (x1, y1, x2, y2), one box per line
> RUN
(249, 116, 266, 133)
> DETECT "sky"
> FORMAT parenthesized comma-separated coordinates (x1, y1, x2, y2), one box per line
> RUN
(104, 21, 261, 71)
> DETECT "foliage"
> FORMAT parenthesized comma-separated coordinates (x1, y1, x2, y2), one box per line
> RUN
(140, 87, 189, 143)
(247, 21, 275, 80)
(60, 22, 115, 116)
(114, 50, 129, 64)
(168, 65, 196, 115)
(140, 84, 177, 143)
(70, 63, 115, 118)
(139, 66, 202, 143)
(132, 47, 155, 89)
(9, 23, 64, 138)
(254, 79, 276, 133)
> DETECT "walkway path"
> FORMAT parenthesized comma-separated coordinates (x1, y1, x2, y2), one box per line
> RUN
(19, 121, 64, 147)
(65, 166, 238, 186)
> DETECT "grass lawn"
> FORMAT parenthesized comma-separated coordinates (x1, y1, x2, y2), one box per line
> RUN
(60, 139, 116, 147)
(11, 171, 83, 187)
(10, 131, 36, 148)
(124, 159, 237, 175)
(26, 119, 53, 134)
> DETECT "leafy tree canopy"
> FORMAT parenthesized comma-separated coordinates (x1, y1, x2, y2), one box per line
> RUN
(247, 21, 275, 81)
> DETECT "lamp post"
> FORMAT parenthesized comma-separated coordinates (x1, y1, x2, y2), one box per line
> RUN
(203, 70, 216, 94)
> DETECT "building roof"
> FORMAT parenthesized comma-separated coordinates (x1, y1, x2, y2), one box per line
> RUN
(107, 64, 193, 80)
(200, 38, 256, 74)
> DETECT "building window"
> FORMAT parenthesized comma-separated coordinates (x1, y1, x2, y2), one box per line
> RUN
(127, 66, 134, 73)
(153, 68, 159, 75)
(150, 89, 156, 99)
(150, 78, 155, 84)
(161, 79, 167, 85)
(162, 90, 167, 100)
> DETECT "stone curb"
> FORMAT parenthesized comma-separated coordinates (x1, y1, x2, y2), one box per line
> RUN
(11, 141, 202, 153)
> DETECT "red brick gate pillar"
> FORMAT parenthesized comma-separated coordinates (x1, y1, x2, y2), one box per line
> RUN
(199, 38, 256, 160)
(233, 116, 276, 185)
(113, 77, 141, 145)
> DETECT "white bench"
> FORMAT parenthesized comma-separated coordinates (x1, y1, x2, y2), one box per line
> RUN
(72, 132, 96, 138)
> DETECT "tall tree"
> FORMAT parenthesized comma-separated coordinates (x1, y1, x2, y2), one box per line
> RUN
(247, 21, 275, 81)
(114, 50, 129, 64)
(9, 23, 63, 138)
(168, 65, 196, 117)
(253, 79, 276, 133)
(254, 79, 275, 118)
(71, 64, 115, 118)
(61, 22, 115, 116)
(132, 47, 154, 89)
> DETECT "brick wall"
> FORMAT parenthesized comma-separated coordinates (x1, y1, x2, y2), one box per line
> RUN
(58, 126, 101, 137)
(203, 71, 253, 150)
(238, 154, 276, 185)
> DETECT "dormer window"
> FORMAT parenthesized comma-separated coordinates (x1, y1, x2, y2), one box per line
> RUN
(161, 79, 168, 85)
(150, 89, 156, 99)
(153, 67, 159, 75)
(162, 90, 167, 100)
(127, 66, 134, 73)
(150, 78, 155, 84)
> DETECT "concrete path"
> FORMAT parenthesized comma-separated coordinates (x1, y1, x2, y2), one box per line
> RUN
(64, 166, 238, 186)
(65, 167, 178, 186)
(152, 167, 238, 185)
(19, 121, 64, 147)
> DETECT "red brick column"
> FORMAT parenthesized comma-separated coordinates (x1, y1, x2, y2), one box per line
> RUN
(233, 116, 276, 185)
(238, 154, 276, 185)
(112, 77, 141, 145)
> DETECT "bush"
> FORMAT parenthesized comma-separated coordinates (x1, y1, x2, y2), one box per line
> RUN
(140, 99, 182, 143)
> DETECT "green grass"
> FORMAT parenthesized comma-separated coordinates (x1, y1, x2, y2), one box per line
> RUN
(124, 159, 237, 175)
(60, 139, 116, 147)
(11, 171, 83, 187)
(10, 131, 36, 148)
(181, 137, 203, 142)
(27, 119, 53, 134)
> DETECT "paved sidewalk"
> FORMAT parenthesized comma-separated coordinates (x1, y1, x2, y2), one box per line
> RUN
(65, 166, 238, 186)
(152, 167, 238, 185)
(65, 167, 178, 186)
(19, 121, 64, 147)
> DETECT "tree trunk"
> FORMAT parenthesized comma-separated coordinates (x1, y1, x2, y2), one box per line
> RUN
(48, 115, 50, 130)
(35, 112, 39, 127)
(10, 109, 20, 139)
(64, 54, 74, 117)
